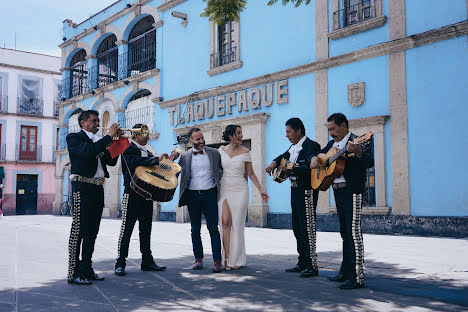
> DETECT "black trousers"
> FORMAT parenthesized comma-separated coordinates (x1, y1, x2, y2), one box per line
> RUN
(116, 188, 154, 267)
(67, 181, 104, 281)
(186, 188, 222, 262)
(291, 187, 318, 270)
(333, 187, 364, 284)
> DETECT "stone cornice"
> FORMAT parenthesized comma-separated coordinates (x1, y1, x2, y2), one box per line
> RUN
(157, 0, 187, 12)
(153, 21, 164, 28)
(0, 111, 59, 120)
(173, 112, 270, 135)
(59, 0, 153, 49)
(328, 15, 387, 40)
(0, 63, 61, 76)
(58, 68, 160, 107)
(207, 60, 243, 76)
(158, 20, 468, 109)
(349, 115, 390, 128)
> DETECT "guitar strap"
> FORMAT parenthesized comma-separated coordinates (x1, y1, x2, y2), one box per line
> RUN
(121, 154, 153, 200)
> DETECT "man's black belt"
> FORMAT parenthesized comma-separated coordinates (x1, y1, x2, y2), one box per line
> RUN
(71, 175, 105, 186)
(187, 187, 217, 195)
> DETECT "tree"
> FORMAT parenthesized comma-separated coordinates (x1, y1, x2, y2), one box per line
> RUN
(201, 0, 312, 25)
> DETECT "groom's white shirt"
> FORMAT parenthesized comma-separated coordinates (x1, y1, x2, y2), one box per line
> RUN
(188, 148, 216, 191)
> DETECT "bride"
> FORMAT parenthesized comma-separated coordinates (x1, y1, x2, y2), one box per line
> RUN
(218, 124, 269, 270)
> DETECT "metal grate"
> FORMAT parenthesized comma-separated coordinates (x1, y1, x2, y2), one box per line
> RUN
(210, 46, 236, 68)
(0, 95, 7, 112)
(333, 0, 376, 30)
(17, 97, 43, 115)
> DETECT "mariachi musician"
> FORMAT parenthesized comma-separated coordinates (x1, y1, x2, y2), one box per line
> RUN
(66, 110, 120, 285)
(265, 118, 321, 278)
(114, 124, 179, 276)
(309, 113, 374, 289)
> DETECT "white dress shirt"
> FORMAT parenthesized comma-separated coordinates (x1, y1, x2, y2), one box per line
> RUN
(288, 136, 307, 164)
(188, 148, 216, 191)
(131, 139, 155, 157)
(333, 132, 352, 183)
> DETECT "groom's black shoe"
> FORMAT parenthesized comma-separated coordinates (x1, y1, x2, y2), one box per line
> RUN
(339, 280, 364, 290)
(285, 265, 304, 273)
(299, 268, 319, 278)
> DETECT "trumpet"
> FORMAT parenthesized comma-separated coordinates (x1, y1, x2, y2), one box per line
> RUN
(99, 124, 149, 140)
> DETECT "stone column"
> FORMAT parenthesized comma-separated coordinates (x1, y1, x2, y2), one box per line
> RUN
(388, 0, 410, 215)
(116, 40, 129, 80)
(103, 158, 121, 218)
(315, 0, 331, 213)
(247, 115, 270, 227)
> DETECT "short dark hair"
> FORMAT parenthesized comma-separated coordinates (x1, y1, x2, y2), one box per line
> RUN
(285, 118, 306, 136)
(327, 113, 349, 128)
(222, 124, 241, 142)
(133, 123, 143, 129)
(188, 127, 201, 139)
(78, 110, 99, 128)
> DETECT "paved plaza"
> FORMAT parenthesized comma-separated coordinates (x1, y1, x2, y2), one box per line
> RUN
(0, 215, 467, 311)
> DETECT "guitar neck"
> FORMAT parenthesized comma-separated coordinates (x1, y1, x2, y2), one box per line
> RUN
(328, 147, 347, 164)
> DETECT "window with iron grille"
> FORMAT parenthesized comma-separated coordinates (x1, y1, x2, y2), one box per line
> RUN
(125, 16, 156, 78)
(54, 79, 61, 116)
(344, 0, 374, 27)
(363, 165, 376, 207)
(66, 49, 88, 98)
(95, 35, 118, 88)
(211, 21, 236, 68)
(17, 75, 43, 115)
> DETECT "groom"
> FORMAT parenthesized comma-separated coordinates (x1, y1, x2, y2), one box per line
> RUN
(178, 127, 223, 273)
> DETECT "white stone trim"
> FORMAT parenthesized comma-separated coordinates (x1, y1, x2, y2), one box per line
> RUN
(157, 0, 187, 12)
(207, 60, 243, 76)
(174, 113, 270, 226)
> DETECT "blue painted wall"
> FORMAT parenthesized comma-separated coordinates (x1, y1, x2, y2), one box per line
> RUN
(406, 0, 467, 36)
(406, 37, 468, 216)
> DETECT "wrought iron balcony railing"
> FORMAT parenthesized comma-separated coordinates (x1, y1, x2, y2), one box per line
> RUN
(333, 0, 376, 30)
(0, 95, 8, 112)
(17, 97, 43, 115)
(16, 144, 42, 161)
(125, 106, 153, 130)
(119, 45, 156, 79)
(58, 127, 70, 150)
(210, 46, 237, 69)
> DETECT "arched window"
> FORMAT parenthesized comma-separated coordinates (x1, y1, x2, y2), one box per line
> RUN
(95, 35, 118, 87)
(68, 50, 88, 98)
(127, 16, 156, 77)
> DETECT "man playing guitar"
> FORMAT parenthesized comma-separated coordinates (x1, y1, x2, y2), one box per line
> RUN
(266, 118, 321, 278)
(309, 113, 374, 289)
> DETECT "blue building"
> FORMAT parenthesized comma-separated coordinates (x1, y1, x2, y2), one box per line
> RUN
(55, 0, 468, 236)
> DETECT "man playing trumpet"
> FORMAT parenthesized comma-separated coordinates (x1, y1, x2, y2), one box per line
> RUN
(66, 110, 120, 285)
(114, 124, 178, 276)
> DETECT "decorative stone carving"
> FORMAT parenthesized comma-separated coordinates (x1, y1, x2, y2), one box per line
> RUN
(98, 23, 106, 35)
(115, 40, 128, 46)
(133, 82, 139, 92)
(134, 4, 141, 17)
(348, 82, 365, 107)
(72, 40, 78, 50)
(212, 126, 221, 142)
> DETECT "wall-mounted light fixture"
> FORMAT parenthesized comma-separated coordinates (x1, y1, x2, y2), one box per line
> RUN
(93, 25, 98, 30)
(126, 3, 131, 8)
(91, 90, 96, 95)
(123, 80, 130, 85)
(62, 37, 67, 41)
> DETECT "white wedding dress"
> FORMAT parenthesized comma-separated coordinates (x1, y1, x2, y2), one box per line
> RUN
(218, 147, 252, 267)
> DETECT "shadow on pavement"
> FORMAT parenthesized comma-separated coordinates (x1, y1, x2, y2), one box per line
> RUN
(1, 253, 467, 312)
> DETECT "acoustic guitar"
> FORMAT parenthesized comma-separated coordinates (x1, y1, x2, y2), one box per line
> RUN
(272, 158, 295, 183)
(310, 132, 373, 191)
(130, 147, 182, 202)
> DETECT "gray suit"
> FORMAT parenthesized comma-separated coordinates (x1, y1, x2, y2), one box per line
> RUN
(177, 146, 223, 262)
(178, 147, 222, 206)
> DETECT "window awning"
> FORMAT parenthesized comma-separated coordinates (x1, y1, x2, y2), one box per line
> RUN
(0, 166, 4, 179)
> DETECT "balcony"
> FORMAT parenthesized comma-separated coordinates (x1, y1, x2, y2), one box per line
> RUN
(210, 46, 237, 69)
(58, 127, 69, 150)
(17, 97, 43, 115)
(0, 95, 7, 112)
(118, 48, 156, 79)
(16, 144, 42, 162)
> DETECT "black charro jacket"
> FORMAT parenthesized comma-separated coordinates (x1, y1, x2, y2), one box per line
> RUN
(272, 137, 321, 190)
(121, 142, 159, 189)
(66, 130, 118, 178)
(312, 133, 374, 194)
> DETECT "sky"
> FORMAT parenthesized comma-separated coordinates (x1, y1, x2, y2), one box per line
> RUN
(0, 0, 118, 57)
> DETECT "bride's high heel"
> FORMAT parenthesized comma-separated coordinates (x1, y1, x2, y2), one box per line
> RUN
(225, 259, 232, 270)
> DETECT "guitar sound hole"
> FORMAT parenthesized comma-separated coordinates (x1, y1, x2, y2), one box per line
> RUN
(158, 163, 171, 171)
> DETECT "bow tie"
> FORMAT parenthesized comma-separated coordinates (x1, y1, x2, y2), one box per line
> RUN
(193, 150, 204, 155)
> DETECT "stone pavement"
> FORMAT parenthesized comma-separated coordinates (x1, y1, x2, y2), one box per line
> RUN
(0, 215, 467, 312)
